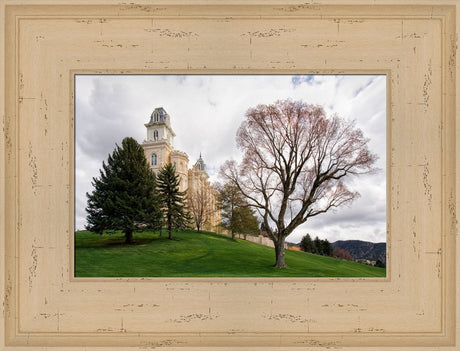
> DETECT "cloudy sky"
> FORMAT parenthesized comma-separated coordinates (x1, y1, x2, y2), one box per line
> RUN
(75, 74, 386, 244)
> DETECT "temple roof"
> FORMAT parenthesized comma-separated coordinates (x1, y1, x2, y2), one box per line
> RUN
(147, 107, 170, 126)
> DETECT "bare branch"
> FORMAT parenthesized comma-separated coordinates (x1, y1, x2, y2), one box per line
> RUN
(219, 99, 377, 267)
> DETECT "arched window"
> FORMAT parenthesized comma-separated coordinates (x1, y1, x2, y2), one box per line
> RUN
(154, 112, 159, 122)
(153, 130, 159, 141)
(151, 153, 157, 166)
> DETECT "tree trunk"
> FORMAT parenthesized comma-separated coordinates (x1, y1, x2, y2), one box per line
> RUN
(274, 236, 287, 268)
(167, 214, 173, 240)
(231, 230, 235, 241)
(125, 230, 133, 244)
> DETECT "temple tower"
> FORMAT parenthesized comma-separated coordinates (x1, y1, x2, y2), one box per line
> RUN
(142, 107, 220, 231)
(142, 107, 189, 191)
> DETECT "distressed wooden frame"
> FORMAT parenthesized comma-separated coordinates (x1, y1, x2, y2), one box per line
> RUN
(0, 1, 458, 349)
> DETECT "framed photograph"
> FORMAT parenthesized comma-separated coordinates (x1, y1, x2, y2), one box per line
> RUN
(1, 1, 458, 350)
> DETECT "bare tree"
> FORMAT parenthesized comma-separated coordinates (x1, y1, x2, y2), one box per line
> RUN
(333, 247, 354, 261)
(188, 185, 216, 232)
(220, 99, 377, 268)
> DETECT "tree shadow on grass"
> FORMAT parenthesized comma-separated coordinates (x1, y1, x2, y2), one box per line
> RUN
(76, 236, 161, 249)
(106, 238, 158, 246)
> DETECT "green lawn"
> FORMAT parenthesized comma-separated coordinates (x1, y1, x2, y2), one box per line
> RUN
(74, 230, 386, 278)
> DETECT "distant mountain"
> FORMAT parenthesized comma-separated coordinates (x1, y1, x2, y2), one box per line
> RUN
(331, 240, 386, 264)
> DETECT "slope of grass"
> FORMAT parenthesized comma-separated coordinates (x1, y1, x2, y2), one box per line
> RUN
(74, 230, 386, 278)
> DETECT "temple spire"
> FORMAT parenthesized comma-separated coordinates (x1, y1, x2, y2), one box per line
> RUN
(195, 153, 206, 172)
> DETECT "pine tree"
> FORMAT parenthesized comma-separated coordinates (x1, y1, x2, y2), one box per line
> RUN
(157, 163, 191, 239)
(300, 234, 332, 256)
(85, 137, 162, 244)
(300, 234, 314, 253)
(322, 239, 332, 256)
(313, 236, 322, 255)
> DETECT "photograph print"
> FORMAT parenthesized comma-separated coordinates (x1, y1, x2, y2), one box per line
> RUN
(75, 74, 386, 277)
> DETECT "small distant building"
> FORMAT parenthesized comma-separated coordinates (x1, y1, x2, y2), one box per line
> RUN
(355, 259, 377, 266)
(142, 107, 221, 231)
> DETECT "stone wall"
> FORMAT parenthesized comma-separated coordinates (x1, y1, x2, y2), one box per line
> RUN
(223, 232, 287, 250)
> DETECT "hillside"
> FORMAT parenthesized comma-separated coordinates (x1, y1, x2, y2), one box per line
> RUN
(75, 230, 386, 278)
(331, 240, 386, 263)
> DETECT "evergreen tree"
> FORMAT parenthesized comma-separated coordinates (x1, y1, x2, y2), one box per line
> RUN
(157, 163, 191, 240)
(85, 137, 162, 244)
(300, 234, 332, 256)
(322, 239, 332, 256)
(300, 234, 314, 253)
(313, 236, 322, 255)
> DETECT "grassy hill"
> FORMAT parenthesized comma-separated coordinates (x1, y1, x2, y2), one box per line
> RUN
(74, 230, 386, 278)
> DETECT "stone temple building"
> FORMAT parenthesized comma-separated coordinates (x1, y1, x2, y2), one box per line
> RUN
(142, 107, 221, 231)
